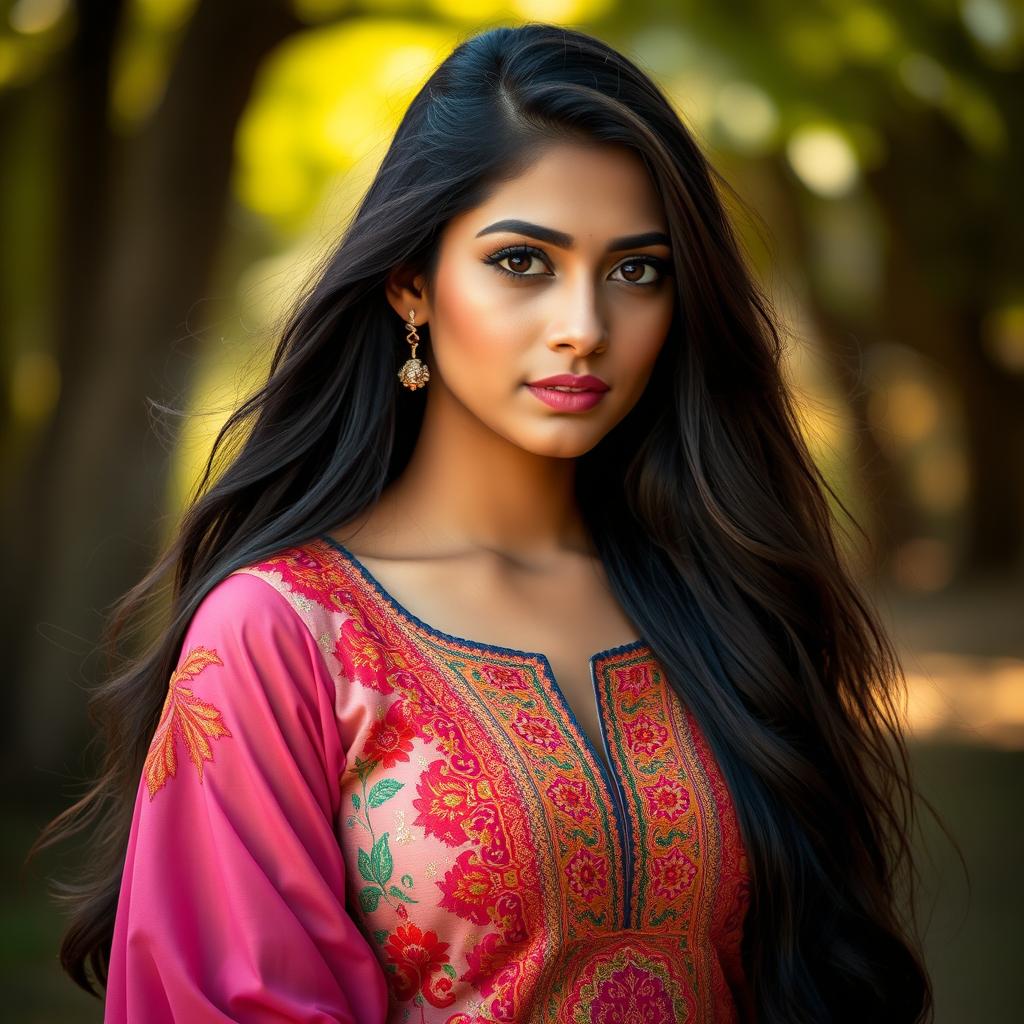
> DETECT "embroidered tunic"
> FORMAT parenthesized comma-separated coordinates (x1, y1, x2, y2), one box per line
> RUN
(104, 535, 752, 1023)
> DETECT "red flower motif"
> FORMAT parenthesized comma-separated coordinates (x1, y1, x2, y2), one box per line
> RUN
(479, 664, 531, 693)
(641, 774, 690, 822)
(383, 921, 455, 1007)
(613, 664, 654, 702)
(363, 699, 416, 768)
(332, 616, 395, 694)
(510, 709, 566, 752)
(650, 846, 697, 900)
(437, 849, 501, 925)
(622, 713, 668, 757)
(546, 775, 597, 823)
(564, 847, 609, 901)
(412, 760, 480, 846)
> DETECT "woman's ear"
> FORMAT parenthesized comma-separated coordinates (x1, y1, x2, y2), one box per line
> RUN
(385, 266, 431, 325)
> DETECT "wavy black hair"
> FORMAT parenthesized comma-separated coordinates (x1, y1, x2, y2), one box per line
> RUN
(32, 22, 939, 1021)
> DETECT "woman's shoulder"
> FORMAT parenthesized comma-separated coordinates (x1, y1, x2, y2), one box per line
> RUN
(230, 533, 355, 605)
(181, 534, 360, 653)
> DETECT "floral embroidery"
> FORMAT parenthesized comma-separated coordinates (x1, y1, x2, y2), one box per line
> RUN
(346, 703, 422, 917)
(236, 541, 753, 1023)
(364, 698, 416, 768)
(265, 546, 353, 612)
(546, 775, 598, 823)
(462, 931, 515, 987)
(510, 708, 567, 751)
(641, 774, 691, 822)
(333, 616, 397, 695)
(564, 942, 692, 1024)
(477, 663, 531, 693)
(143, 645, 231, 799)
(613, 663, 655, 702)
(491, 890, 528, 944)
(594, 961, 675, 1023)
(348, 758, 418, 914)
(594, 647, 750, 956)
(383, 921, 457, 1008)
(413, 760, 482, 846)
(622, 712, 669, 757)
(437, 850, 502, 924)
(565, 847, 609, 901)
(650, 847, 697, 899)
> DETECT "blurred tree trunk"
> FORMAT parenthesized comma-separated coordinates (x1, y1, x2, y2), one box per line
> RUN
(2, 0, 302, 791)
(868, 106, 1024, 581)
(954, 306, 1024, 571)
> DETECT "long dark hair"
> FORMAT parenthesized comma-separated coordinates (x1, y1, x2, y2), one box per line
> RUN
(33, 22, 938, 1021)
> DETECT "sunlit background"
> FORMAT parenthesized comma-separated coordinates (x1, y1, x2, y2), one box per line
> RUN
(2, 0, 1021, 1020)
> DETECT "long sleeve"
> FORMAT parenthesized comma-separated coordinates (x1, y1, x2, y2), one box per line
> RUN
(104, 571, 390, 1023)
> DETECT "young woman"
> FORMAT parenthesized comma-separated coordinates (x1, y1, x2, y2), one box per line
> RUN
(38, 22, 933, 1023)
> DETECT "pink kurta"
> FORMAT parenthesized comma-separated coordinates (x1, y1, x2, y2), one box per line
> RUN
(105, 535, 752, 1023)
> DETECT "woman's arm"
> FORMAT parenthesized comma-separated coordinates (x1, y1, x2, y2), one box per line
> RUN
(104, 571, 389, 1023)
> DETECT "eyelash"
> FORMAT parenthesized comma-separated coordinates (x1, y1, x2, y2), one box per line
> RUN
(481, 244, 669, 287)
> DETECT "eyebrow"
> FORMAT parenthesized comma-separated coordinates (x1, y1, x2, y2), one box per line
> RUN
(475, 218, 671, 252)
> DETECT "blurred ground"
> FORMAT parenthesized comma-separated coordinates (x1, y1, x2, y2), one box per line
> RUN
(5, 579, 1022, 1023)
(882, 579, 1024, 1019)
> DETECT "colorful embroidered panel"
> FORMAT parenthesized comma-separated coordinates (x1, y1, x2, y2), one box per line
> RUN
(105, 536, 752, 1024)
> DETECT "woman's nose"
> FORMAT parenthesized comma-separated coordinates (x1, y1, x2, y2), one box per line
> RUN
(544, 278, 608, 354)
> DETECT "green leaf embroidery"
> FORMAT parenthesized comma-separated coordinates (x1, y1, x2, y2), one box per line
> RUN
(442, 964, 457, 979)
(388, 884, 417, 904)
(367, 778, 404, 808)
(357, 847, 374, 883)
(351, 792, 360, 810)
(358, 886, 382, 913)
(372, 929, 389, 945)
(352, 753, 375, 785)
(371, 831, 393, 884)
(400, 873, 414, 888)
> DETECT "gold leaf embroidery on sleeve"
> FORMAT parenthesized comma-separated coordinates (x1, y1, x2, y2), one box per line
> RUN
(144, 645, 233, 799)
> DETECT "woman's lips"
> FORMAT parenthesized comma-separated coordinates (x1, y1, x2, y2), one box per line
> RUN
(524, 384, 607, 412)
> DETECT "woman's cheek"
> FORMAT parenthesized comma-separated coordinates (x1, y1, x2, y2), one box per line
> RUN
(434, 280, 536, 391)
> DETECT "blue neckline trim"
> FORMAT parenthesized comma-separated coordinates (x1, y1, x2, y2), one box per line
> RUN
(316, 530, 642, 929)
(316, 532, 649, 667)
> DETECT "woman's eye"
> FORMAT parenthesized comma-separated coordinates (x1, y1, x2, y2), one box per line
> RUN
(610, 259, 665, 286)
(485, 246, 551, 278)
(501, 253, 546, 275)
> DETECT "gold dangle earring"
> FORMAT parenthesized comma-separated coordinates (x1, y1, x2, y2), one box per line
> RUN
(397, 309, 430, 390)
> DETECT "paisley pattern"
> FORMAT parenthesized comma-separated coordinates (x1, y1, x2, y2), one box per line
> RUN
(232, 535, 753, 1024)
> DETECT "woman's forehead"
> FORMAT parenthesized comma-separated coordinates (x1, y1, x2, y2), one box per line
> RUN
(449, 143, 668, 246)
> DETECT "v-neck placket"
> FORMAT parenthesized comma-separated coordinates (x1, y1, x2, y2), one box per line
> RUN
(534, 644, 646, 930)
(316, 533, 648, 930)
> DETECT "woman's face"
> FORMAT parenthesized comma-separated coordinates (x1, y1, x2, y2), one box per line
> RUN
(389, 141, 675, 458)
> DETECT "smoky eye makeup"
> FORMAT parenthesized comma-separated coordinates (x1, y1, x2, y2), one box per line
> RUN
(481, 243, 671, 286)
(481, 244, 553, 279)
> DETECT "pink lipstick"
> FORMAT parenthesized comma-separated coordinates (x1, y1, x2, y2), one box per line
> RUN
(524, 373, 609, 413)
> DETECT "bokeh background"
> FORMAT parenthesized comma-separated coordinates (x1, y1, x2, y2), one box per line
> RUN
(2, 0, 1021, 1020)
